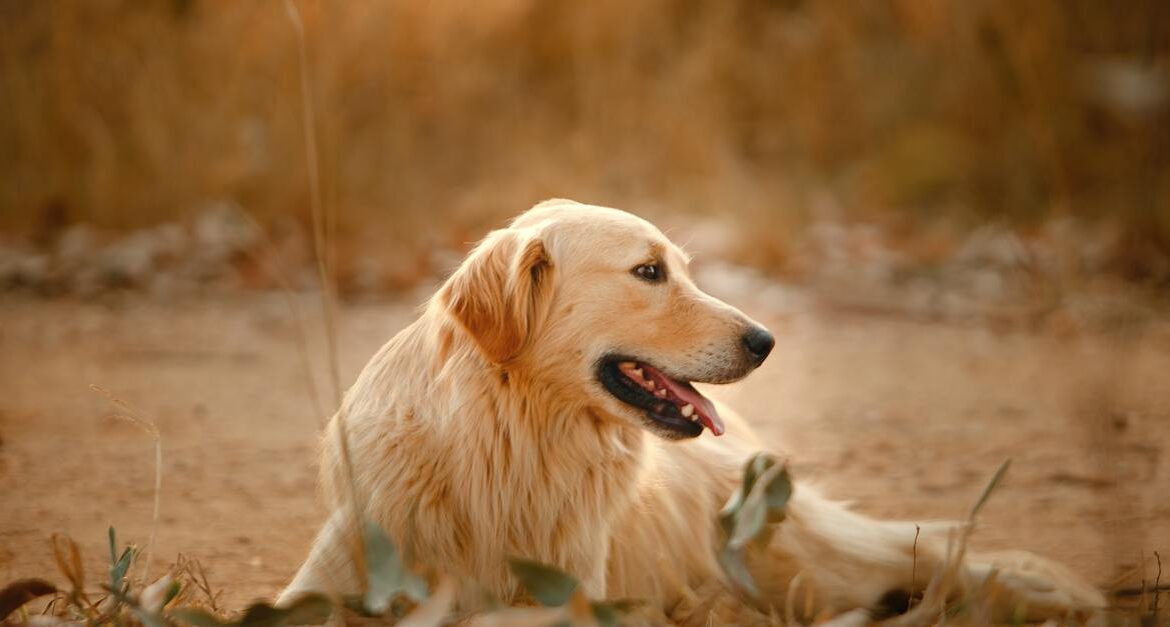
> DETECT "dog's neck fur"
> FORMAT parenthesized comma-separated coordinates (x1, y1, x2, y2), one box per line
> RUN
(335, 303, 650, 597)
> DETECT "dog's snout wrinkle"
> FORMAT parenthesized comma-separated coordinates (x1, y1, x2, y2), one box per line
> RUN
(742, 326, 775, 365)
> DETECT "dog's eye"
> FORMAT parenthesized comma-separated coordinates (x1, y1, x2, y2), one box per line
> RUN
(633, 263, 664, 283)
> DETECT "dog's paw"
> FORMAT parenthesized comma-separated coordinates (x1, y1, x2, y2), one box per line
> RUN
(967, 549, 1106, 620)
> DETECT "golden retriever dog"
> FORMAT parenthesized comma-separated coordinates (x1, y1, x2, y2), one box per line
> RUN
(279, 199, 1105, 622)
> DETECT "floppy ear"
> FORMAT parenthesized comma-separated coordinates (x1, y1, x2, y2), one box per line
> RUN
(441, 228, 552, 365)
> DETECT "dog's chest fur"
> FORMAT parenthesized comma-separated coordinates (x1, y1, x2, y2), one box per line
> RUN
(338, 321, 648, 599)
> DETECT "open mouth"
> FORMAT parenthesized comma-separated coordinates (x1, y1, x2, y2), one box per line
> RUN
(597, 357, 726, 438)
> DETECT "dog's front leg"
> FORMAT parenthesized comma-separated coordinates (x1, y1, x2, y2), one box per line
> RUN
(747, 483, 1105, 621)
(963, 549, 1107, 621)
(276, 509, 363, 607)
(578, 539, 610, 600)
(743, 485, 936, 619)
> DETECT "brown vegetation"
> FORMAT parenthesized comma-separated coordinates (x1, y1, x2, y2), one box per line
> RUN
(2, 1, 1168, 283)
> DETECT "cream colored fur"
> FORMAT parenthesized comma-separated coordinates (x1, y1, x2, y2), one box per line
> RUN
(278, 200, 1105, 622)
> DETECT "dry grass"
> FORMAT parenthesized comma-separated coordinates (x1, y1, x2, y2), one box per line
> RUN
(4, 460, 1162, 626)
(1, 1, 1168, 281)
(88, 385, 163, 588)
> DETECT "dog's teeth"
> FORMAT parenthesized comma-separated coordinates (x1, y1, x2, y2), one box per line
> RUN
(620, 361, 636, 369)
(655, 389, 667, 398)
(632, 368, 643, 379)
(690, 415, 699, 422)
(646, 380, 655, 390)
(681, 404, 694, 418)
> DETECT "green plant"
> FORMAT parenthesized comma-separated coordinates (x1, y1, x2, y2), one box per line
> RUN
(716, 452, 794, 599)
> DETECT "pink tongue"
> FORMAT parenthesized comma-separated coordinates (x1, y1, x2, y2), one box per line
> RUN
(653, 373, 726, 436)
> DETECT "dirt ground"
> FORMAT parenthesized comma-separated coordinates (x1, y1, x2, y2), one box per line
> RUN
(1, 287, 1168, 610)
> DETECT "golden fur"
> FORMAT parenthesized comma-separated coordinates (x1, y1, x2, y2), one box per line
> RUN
(279, 200, 1105, 622)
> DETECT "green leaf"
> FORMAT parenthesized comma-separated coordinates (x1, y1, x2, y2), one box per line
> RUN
(728, 488, 768, 550)
(746, 453, 773, 487)
(718, 483, 746, 537)
(363, 521, 428, 615)
(716, 453, 793, 598)
(720, 454, 765, 534)
(590, 602, 618, 627)
(717, 548, 759, 598)
(172, 594, 332, 627)
(506, 558, 579, 607)
(164, 580, 182, 607)
(727, 462, 789, 550)
(762, 464, 793, 523)
(590, 598, 645, 627)
(107, 526, 134, 595)
(111, 548, 134, 592)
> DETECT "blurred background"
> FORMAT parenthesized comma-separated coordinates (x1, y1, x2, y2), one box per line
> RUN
(2, 0, 1170, 295)
(1, 0, 1169, 612)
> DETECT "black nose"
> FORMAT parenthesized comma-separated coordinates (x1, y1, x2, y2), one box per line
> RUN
(742, 326, 775, 364)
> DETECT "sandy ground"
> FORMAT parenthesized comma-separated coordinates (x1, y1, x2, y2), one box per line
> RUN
(1, 288, 1168, 610)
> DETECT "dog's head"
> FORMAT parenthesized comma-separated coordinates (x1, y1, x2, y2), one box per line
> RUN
(439, 199, 774, 440)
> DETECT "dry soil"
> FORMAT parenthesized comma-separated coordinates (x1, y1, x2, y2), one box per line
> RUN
(1, 290, 1168, 609)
